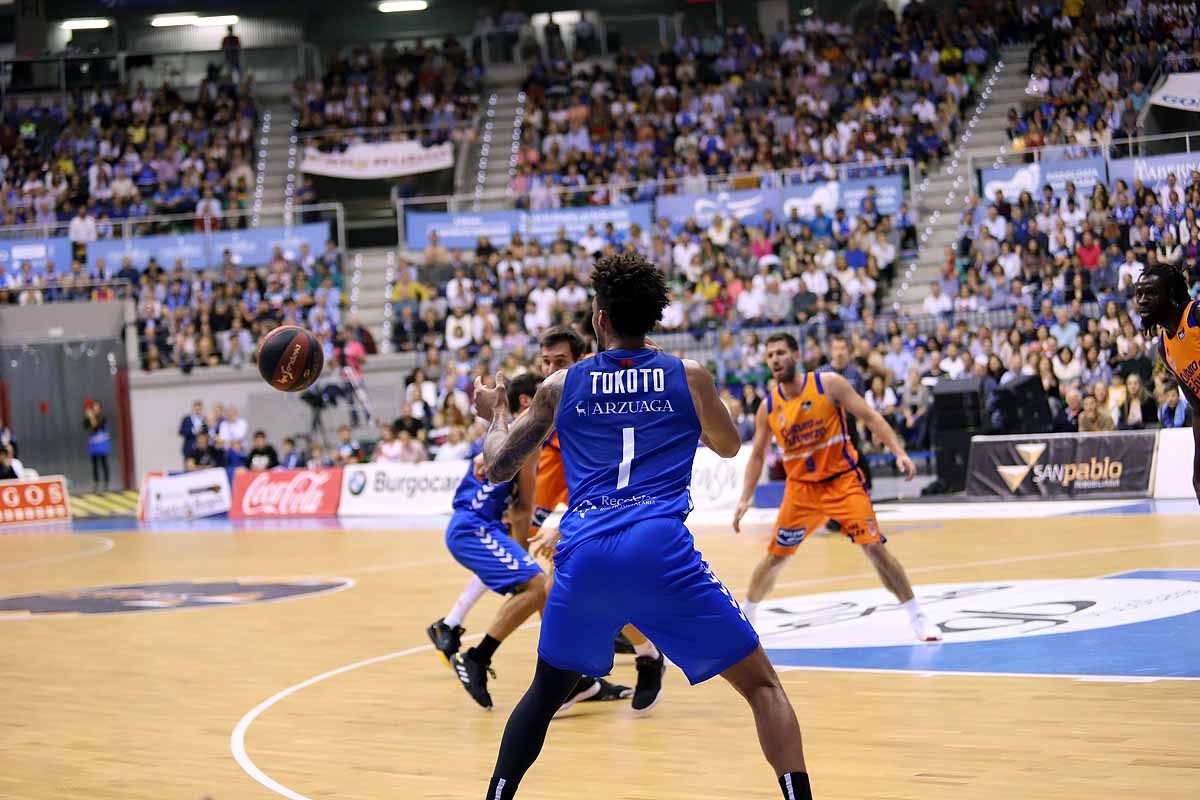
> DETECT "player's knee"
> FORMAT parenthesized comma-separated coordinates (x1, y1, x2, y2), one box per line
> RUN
(861, 541, 887, 560)
(766, 553, 789, 570)
(521, 573, 549, 603)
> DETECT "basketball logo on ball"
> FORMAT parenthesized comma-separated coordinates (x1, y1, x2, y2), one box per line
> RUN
(256, 326, 324, 392)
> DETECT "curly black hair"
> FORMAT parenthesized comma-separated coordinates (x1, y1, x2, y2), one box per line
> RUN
(1139, 263, 1192, 336)
(590, 251, 669, 337)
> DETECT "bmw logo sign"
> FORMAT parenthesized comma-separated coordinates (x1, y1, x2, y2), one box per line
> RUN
(348, 471, 367, 496)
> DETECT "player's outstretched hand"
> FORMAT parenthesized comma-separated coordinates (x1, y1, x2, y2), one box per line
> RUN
(529, 526, 562, 560)
(896, 452, 917, 481)
(732, 498, 751, 533)
(473, 372, 507, 421)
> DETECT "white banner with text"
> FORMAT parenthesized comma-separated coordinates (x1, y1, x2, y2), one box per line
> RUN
(338, 460, 467, 517)
(301, 140, 454, 180)
(139, 468, 232, 521)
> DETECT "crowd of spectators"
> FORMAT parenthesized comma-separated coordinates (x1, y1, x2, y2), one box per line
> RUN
(131, 239, 381, 372)
(0, 74, 260, 242)
(399, 192, 913, 359)
(179, 395, 483, 471)
(1016, 1, 1198, 156)
(510, 2, 1014, 209)
(293, 38, 482, 147)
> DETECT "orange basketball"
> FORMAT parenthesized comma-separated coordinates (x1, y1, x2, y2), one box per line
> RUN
(255, 325, 324, 392)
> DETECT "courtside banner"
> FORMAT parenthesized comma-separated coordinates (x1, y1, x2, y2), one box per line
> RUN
(140, 468, 231, 521)
(966, 431, 1156, 499)
(1152, 428, 1197, 499)
(0, 476, 71, 526)
(339, 460, 465, 517)
(301, 141, 453, 180)
(689, 446, 752, 513)
(231, 468, 342, 518)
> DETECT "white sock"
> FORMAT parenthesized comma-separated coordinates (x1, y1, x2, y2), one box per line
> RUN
(743, 601, 759, 625)
(901, 598, 922, 623)
(445, 576, 488, 628)
(632, 639, 660, 660)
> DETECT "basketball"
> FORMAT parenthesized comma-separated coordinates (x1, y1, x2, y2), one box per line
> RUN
(256, 325, 324, 393)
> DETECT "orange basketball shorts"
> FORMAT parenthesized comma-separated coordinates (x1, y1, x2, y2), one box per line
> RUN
(769, 470, 883, 556)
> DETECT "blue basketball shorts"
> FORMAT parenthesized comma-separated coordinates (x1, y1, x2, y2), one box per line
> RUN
(538, 516, 760, 685)
(445, 512, 543, 595)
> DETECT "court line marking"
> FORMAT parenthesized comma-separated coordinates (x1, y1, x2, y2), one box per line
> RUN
(0, 577, 357, 621)
(229, 537, 1200, 799)
(773, 664, 1200, 682)
(0, 534, 114, 571)
(769, 538, 1200, 591)
(231, 643, 430, 800)
(231, 626, 535, 800)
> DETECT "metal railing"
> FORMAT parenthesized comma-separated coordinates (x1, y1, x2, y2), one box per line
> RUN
(0, 202, 346, 257)
(0, 53, 122, 99)
(296, 118, 479, 145)
(331, 12, 679, 72)
(0, 277, 135, 300)
(650, 300, 1107, 364)
(393, 158, 918, 249)
(0, 43, 316, 100)
(970, 128, 1200, 196)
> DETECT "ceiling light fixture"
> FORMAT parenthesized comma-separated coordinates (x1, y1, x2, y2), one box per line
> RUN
(61, 19, 112, 30)
(379, 1, 429, 12)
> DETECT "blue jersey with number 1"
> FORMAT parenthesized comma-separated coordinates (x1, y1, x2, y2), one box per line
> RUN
(554, 348, 701, 560)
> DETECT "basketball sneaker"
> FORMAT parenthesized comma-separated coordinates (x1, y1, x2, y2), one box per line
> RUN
(583, 677, 632, 703)
(613, 633, 636, 654)
(632, 652, 665, 714)
(910, 612, 943, 643)
(426, 618, 464, 668)
(557, 676, 602, 714)
(451, 651, 495, 710)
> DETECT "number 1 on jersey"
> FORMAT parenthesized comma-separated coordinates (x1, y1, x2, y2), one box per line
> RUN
(616, 426, 635, 490)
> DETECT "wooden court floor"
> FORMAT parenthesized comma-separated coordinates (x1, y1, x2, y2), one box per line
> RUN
(2, 512, 1199, 800)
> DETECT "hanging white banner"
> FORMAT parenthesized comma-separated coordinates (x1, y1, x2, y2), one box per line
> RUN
(301, 140, 454, 179)
(1149, 72, 1200, 112)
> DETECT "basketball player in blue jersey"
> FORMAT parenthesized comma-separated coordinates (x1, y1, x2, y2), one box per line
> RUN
(442, 372, 609, 712)
(472, 253, 812, 800)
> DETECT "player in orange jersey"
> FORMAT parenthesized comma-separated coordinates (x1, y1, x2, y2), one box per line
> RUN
(1134, 264, 1200, 503)
(733, 332, 941, 642)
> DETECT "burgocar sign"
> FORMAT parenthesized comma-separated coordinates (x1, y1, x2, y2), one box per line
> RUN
(965, 431, 1156, 498)
(338, 461, 464, 517)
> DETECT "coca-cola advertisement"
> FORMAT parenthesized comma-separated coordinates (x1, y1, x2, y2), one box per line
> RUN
(231, 468, 343, 518)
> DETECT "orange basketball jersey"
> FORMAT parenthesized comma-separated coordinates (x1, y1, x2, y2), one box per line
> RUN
(766, 372, 862, 483)
(532, 431, 569, 529)
(1162, 299, 1200, 399)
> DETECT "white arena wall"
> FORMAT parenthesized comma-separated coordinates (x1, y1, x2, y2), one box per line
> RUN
(129, 355, 417, 479)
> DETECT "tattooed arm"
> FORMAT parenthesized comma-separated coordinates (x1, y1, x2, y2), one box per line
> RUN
(480, 370, 565, 484)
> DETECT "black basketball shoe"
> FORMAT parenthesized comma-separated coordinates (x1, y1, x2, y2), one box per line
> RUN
(613, 632, 636, 654)
(426, 618, 464, 668)
(557, 676, 602, 714)
(451, 650, 495, 710)
(632, 652, 665, 714)
(583, 677, 633, 703)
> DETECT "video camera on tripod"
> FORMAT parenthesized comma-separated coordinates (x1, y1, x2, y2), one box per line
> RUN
(298, 333, 375, 447)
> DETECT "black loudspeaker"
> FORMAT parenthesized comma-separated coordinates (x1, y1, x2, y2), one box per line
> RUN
(932, 429, 975, 492)
(932, 377, 985, 430)
(931, 377, 986, 493)
(994, 374, 1053, 433)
